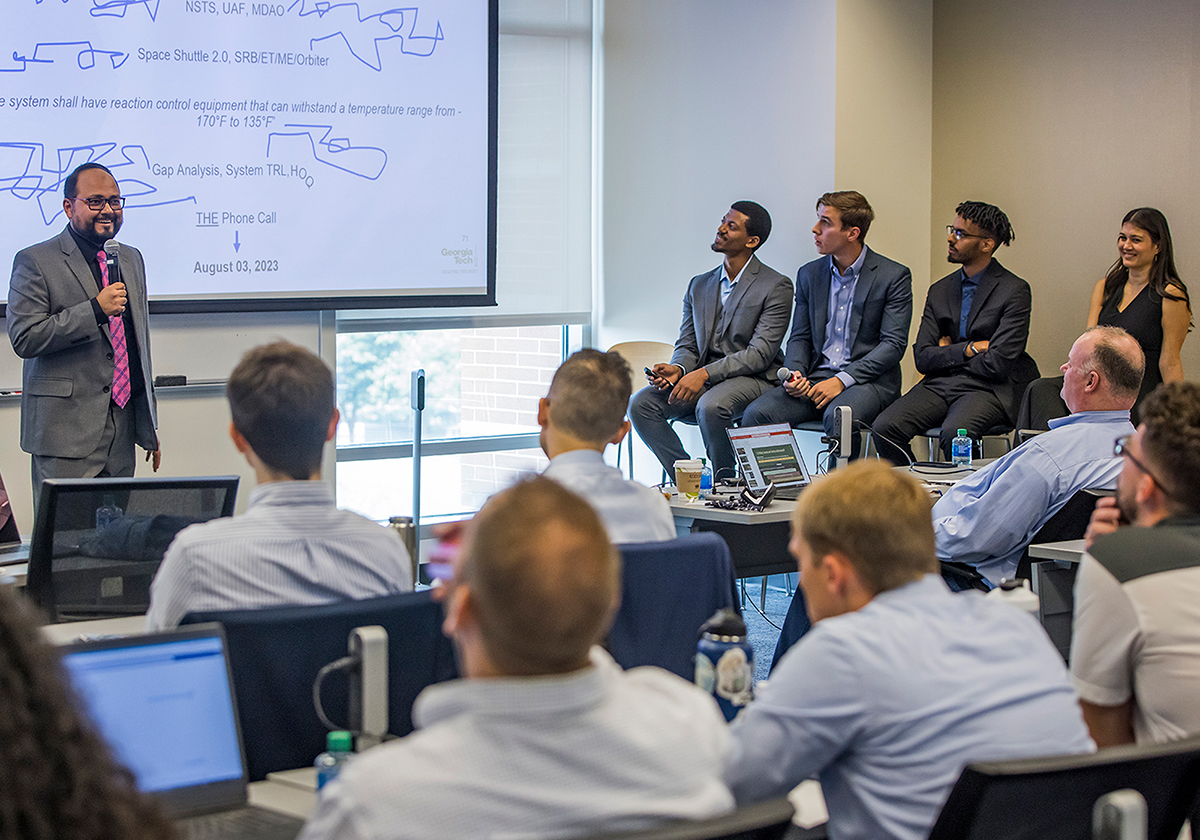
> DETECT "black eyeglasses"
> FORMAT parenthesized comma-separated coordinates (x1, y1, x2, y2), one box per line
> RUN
(946, 225, 987, 241)
(1114, 435, 1173, 497)
(71, 196, 124, 210)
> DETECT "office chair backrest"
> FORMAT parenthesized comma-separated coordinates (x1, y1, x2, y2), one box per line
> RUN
(1014, 487, 1111, 580)
(927, 734, 1200, 840)
(182, 589, 458, 780)
(609, 532, 739, 680)
(579, 797, 795, 840)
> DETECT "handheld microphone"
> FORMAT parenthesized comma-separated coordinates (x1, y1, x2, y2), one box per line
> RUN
(777, 366, 793, 383)
(103, 240, 121, 288)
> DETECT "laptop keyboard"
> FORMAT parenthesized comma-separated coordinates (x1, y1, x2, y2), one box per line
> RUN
(178, 806, 304, 840)
(773, 485, 804, 501)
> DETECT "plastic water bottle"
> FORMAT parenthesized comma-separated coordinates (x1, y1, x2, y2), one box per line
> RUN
(95, 494, 123, 531)
(315, 730, 353, 789)
(951, 429, 972, 467)
(699, 459, 713, 499)
(695, 609, 754, 721)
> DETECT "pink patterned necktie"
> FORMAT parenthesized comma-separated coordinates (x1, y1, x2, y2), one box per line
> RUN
(97, 250, 131, 408)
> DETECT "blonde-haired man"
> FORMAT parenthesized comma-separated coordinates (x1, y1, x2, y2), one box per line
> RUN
(540, 349, 675, 543)
(300, 477, 731, 840)
(725, 462, 1092, 840)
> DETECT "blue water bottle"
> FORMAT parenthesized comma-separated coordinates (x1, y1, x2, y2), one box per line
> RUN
(699, 459, 713, 500)
(695, 609, 754, 721)
(315, 730, 353, 789)
(951, 429, 972, 467)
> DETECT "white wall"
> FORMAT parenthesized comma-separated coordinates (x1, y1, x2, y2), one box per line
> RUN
(599, 0, 838, 482)
(599, 0, 837, 352)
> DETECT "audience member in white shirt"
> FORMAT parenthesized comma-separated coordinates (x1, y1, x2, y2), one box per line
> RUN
(540, 349, 676, 543)
(299, 476, 733, 840)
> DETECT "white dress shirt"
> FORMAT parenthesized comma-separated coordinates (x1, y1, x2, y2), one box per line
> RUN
(543, 449, 676, 543)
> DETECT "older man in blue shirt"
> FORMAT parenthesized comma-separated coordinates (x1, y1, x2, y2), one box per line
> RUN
(932, 325, 1145, 586)
(726, 462, 1092, 840)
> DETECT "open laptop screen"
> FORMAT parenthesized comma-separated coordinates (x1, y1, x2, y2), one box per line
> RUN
(62, 632, 244, 794)
(727, 423, 811, 490)
(28, 476, 239, 620)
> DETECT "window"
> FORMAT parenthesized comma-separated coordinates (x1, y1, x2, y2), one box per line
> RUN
(336, 322, 585, 520)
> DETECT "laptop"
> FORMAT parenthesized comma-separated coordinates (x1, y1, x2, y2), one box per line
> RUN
(0, 469, 26, 562)
(727, 423, 813, 501)
(60, 625, 305, 840)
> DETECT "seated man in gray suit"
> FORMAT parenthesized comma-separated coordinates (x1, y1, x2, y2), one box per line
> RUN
(742, 191, 912, 459)
(629, 201, 792, 479)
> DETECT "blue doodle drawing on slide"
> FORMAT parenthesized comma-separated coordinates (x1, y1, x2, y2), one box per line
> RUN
(0, 41, 127, 72)
(0, 143, 195, 227)
(33, 0, 162, 21)
(266, 124, 387, 180)
(25, 0, 441, 73)
(295, 2, 444, 71)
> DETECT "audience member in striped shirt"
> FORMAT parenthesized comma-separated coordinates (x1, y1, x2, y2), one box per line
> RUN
(145, 341, 412, 630)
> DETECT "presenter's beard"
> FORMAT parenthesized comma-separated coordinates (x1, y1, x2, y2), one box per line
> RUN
(73, 213, 122, 245)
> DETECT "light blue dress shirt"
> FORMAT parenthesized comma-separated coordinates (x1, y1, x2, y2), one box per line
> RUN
(300, 648, 734, 840)
(542, 449, 676, 543)
(821, 247, 867, 387)
(724, 574, 1093, 840)
(146, 481, 413, 630)
(932, 409, 1133, 585)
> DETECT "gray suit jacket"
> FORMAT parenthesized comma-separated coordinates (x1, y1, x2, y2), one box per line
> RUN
(7, 227, 157, 458)
(671, 255, 793, 384)
(785, 248, 913, 399)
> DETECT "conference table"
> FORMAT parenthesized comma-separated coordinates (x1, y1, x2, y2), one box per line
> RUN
(669, 495, 796, 579)
(1027, 539, 1086, 660)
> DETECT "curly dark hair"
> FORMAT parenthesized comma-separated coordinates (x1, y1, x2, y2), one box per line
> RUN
(0, 588, 176, 840)
(956, 200, 1014, 247)
(1139, 382, 1200, 516)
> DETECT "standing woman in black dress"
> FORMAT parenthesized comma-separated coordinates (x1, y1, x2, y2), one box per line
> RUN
(1087, 207, 1191, 422)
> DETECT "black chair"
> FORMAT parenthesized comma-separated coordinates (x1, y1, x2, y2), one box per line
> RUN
(1014, 486, 1111, 580)
(608, 533, 739, 680)
(580, 797, 797, 840)
(182, 589, 458, 780)
(927, 734, 1200, 840)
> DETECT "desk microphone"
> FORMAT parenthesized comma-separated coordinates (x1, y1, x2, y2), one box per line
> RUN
(777, 366, 794, 383)
(103, 240, 121, 289)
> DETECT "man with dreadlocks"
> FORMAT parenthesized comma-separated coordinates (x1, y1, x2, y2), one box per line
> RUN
(873, 201, 1040, 464)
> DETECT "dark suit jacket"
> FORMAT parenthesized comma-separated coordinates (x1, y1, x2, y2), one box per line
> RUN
(785, 247, 913, 400)
(7, 227, 157, 458)
(914, 258, 1040, 422)
(671, 254, 793, 384)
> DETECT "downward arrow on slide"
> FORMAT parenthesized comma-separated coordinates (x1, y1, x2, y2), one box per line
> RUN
(234, 231, 241, 253)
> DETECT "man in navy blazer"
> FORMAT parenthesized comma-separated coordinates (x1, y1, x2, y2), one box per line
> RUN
(742, 192, 912, 459)
(873, 201, 1039, 464)
(7, 162, 160, 497)
(629, 201, 792, 478)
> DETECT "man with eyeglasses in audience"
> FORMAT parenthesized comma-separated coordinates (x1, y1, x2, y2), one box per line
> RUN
(873, 201, 1039, 464)
(1071, 381, 1200, 747)
(7, 162, 160, 499)
(931, 326, 1143, 587)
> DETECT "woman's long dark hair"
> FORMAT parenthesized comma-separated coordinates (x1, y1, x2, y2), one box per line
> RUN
(0, 588, 176, 840)
(1103, 207, 1190, 314)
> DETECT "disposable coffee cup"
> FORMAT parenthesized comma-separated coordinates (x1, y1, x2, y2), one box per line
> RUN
(674, 459, 704, 501)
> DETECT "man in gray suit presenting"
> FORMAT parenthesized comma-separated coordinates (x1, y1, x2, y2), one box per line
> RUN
(742, 191, 912, 460)
(7, 162, 160, 496)
(629, 201, 792, 479)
